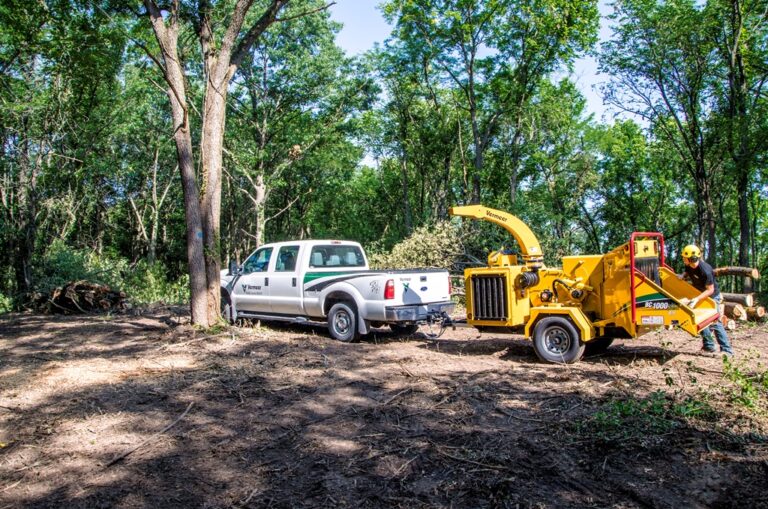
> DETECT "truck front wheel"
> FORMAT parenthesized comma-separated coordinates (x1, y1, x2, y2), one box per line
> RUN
(221, 291, 234, 324)
(328, 302, 359, 343)
(532, 316, 585, 364)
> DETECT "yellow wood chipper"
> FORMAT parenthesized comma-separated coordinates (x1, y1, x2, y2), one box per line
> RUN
(450, 205, 721, 364)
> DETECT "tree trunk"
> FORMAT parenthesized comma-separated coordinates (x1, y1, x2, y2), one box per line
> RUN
(728, 0, 753, 293)
(201, 73, 230, 325)
(704, 182, 717, 263)
(15, 115, 37, 295)
(145, 4, 209, 326)
(253, 173, 267, 248)
(400, 158, 412, 233)
(145, 0, 289, 326)
(435, 154, 452, 220)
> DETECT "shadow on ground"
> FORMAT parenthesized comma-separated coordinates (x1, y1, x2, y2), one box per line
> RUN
(0, 312, 766, 508)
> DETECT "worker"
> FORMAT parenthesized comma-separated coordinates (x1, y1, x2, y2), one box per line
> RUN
(679, 244, 734, 356)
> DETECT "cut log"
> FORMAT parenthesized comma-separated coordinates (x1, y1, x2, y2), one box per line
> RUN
(723, 302, 747, 321)
(746, 306, 766, 321)
(719, 314, 737, 330)
(713, 266, 760, 279)
(721, 293, 754, 307)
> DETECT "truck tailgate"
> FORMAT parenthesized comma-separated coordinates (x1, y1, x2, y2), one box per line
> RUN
(388, 271, 451, 305)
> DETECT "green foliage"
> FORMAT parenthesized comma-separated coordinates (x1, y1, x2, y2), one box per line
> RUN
(0, 292, 12, 314)
(723, 353, 768, 412)
(368, 221, 464, 270)
(122, 261, 190, 307)
(33, 241, 188, 306)
(1, 0, 768, 314)
(34, 240, 120, 294)
(574, 389, 718, 449)
(578, 391, 682, 446)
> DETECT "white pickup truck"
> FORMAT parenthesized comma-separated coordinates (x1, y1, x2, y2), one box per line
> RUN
(220, 240, 454, 342)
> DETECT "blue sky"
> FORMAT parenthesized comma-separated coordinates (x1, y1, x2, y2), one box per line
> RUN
(329, 0, 612, 120)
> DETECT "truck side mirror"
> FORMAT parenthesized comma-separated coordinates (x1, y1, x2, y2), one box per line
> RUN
(228, 259, 239, 276)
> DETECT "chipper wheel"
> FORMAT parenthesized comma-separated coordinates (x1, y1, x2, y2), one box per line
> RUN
(532, 316, 585, 364)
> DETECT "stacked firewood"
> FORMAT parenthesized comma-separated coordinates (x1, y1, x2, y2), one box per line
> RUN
(713, 267, 764, 330)
(34, 280, 127, 314)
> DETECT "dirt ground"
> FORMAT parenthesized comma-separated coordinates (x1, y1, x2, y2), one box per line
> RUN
(1, 309, 767, 509)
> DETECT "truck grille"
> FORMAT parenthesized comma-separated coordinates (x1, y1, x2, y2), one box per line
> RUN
(471, 275, 508, 321)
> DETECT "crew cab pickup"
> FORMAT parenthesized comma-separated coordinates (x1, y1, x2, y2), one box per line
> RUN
(220, 240, 454, 342)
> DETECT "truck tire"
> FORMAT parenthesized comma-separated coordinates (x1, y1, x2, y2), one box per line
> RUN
(584, 337, 614, 356)
(221, 290, 234, 324)
(328, 302, 359, 343)
(532, 316, 585, 364)
(390, 323, 419, 336)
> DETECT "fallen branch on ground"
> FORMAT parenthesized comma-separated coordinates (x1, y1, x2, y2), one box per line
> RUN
(105, 402, 194, 467)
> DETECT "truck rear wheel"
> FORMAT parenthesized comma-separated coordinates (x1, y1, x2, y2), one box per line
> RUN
(328, 302, 359, 343)
(532, 316, 585, 364)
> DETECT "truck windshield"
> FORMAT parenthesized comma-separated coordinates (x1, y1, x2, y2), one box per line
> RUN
(309, 245, 365, 268)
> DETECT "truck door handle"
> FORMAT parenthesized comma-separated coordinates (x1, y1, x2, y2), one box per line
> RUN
(292, 277, 297, 287)
(265, 277, 269, 286)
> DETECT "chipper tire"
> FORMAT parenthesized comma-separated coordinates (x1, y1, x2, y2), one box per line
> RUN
(327, 302, 360, 343)
(532, 316, 585, 364)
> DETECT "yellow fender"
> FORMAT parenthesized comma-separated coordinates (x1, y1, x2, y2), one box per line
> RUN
(525, 306, 596, 342)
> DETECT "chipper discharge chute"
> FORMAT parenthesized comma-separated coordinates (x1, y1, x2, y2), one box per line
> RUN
(450, 205, 721, 364)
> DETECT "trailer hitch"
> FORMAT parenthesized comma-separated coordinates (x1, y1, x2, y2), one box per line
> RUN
(423, 310, 454, 338)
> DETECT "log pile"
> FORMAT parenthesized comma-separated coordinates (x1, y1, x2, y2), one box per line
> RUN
(712, 266, 764, 329)
(35, 280, 126, 314)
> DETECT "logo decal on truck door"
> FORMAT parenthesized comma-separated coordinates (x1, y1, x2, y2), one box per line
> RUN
(241, 284, 262, 294)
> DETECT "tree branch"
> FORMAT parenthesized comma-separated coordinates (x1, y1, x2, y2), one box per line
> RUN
(230, 0, 289, 70)
(275, 2, 335, 23)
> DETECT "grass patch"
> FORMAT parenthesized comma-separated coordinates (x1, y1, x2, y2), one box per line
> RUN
(723, 353, 768, 412)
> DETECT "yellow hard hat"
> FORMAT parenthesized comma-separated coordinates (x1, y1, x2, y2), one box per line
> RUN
(682, 244, 701, 260)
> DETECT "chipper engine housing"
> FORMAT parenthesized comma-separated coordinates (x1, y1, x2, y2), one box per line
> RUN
(451, 205, 720, 364)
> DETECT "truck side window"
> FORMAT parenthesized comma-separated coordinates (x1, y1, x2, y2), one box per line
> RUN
(310, 245, 365, 268)
(309, 248, 327, 268)
(276, 245, 299, 272)
(242, 247, 273, 274)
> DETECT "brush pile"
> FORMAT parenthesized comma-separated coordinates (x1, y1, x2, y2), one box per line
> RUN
(34, 280, 127, 314)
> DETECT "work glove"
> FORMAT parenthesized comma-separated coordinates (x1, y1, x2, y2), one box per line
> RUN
(677, 273, 685, 280)
(688, 298, 699, 308)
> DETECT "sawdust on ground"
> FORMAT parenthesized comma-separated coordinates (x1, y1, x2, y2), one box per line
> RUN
(1, 309, 767, 508)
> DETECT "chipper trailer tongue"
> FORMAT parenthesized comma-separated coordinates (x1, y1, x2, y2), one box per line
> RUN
(450, 205, 721, 364)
